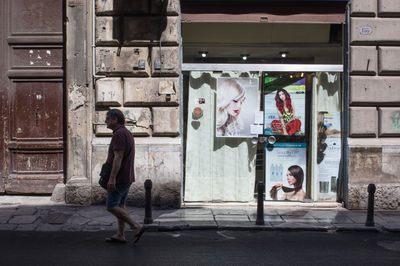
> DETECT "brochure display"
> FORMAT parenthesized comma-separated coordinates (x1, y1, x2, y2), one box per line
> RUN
(317, 111, 341, 200)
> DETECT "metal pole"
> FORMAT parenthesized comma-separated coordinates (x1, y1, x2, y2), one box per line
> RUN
(144, 179, 153, 224)
(256, 182, 265, 225)
(365, 184, 376, 227)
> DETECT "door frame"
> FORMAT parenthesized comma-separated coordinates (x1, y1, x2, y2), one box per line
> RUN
(182, 63, 344, 202)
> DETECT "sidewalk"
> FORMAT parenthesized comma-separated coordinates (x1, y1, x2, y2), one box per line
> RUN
(0, 196, 399, 233)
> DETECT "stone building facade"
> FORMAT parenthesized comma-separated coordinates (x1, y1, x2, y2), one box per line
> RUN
(2, 0, 399, 210)
(59, 0, 400, 209)
(348, 0, 400, 209)
(63, 0, 182, 207)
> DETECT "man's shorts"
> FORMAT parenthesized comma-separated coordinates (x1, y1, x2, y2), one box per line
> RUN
(106, 183, 131, 207)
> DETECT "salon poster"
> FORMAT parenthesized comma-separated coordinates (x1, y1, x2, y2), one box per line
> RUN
(317, 138, 341, 200)
(216, 77, 259, 137)
(264, 77, 305, 136)
(265, 143, 307, 201)
(323, 112, 341, 137)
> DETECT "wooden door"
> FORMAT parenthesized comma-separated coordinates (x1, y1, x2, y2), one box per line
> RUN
(0, 0, 64, 194)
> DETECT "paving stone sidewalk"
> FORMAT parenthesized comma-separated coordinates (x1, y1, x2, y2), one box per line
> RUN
(1, 199, 400, 233)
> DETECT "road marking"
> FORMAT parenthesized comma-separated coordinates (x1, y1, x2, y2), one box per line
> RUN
(217, 231, 236, 240)
(165, 232, 181, 238)
(377, 241, 400, 252)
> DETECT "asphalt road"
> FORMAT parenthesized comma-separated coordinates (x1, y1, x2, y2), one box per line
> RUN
(1, 230, 400, 266)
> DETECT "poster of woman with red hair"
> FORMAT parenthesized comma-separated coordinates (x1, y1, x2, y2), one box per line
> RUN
(264, 76, 305, 136)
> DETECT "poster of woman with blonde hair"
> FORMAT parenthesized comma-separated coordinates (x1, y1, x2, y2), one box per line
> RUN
(216, 78, 259, 137)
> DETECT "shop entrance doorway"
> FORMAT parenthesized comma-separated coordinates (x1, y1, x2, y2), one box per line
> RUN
(183, 64, 343, 203)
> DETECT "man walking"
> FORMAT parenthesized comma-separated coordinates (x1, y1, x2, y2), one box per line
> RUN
(104, 109, 144, 244)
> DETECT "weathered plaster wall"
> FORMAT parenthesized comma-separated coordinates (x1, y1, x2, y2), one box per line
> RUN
(349, 0, 400, 209)
(91, 0, 182, 207)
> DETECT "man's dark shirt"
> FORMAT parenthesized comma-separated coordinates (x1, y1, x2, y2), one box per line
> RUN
(106, 125, 135, 184)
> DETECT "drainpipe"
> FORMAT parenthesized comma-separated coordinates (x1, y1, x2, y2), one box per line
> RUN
(92, 0, 106, 79)
(339, 2, 350, 208)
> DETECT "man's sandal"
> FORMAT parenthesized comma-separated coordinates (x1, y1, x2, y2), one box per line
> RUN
(132, 227, 145, 244)
(105, 237, 127, 243)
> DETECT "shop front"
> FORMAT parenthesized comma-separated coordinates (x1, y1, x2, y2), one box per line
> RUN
(181, 0, 348, 204)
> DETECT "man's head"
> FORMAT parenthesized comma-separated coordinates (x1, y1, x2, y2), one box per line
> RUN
(105, 109, 125, 130)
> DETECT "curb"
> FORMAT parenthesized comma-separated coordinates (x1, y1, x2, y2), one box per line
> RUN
(139, 224, 394, 233)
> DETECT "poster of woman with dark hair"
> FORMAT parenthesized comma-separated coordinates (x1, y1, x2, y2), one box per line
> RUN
(265, 142, 307, 201)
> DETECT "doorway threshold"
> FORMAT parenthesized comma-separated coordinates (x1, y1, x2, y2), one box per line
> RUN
(182, 201, 343, 209)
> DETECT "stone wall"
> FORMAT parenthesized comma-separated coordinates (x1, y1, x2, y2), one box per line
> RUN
(90, 0, 182, 207)
(349, 0, 400, 209)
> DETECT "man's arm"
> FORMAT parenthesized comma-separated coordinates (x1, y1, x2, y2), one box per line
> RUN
(107, 149, 124, 191)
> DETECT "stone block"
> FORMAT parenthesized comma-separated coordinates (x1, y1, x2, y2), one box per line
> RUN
(91, 184, 107, 205)
(94, 108, 152, 136)
(152, 107, 180, 136)
(378, 0, 400, 17)
(95, 0, 113, 15)
(96, 17, 179, 46)
(126, 179, 181, 208)
(350, 46, 377, 75)
(151, 0, 180, 16)
(124, 78, 179, 106)
(349, 145, 400, 185)
(96, 0, 149, 15)
(350, 76, 400, 104)
(152, 180, 181, 208)
(151, 47, 180, 77)
(350, 0, 377, 17)
(50, 183, 66, 203)
(149, 144, 181, 182)
(382, 145, 400, 180)
(348, 184, 400, 210)
(65, 177, 92, 205)
(96, 47, 150, 77)
(349, 146, 382, 184)
(95, 78, 123, 106)
(351, 18, 400, 44)
(379, 107, 400, 136)
(378, 47, 400, 75)
(8, 215, 38, 224)
(349, 107, 378, 137)
(95, 17, 118, 45)
(124, 16, 179, 46)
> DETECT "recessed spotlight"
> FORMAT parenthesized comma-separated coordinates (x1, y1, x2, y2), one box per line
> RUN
(199, 51, 208, 58)
(280, 51, 288, 58)
(241, 54, 249, 61)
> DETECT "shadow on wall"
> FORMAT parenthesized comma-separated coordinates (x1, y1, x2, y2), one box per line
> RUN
(112, 0, 168, 44)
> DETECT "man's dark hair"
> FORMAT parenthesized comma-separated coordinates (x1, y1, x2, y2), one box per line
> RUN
(106, 109, 125, 125)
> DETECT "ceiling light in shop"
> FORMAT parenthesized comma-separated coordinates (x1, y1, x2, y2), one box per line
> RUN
(199, 51, 208, 58)
(241, 54, 249, 61)
(280, 51, 288, 58)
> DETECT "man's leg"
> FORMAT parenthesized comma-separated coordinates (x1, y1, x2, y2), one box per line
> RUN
(107, 205, 142, 234)
(117, 205, 126, 237)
